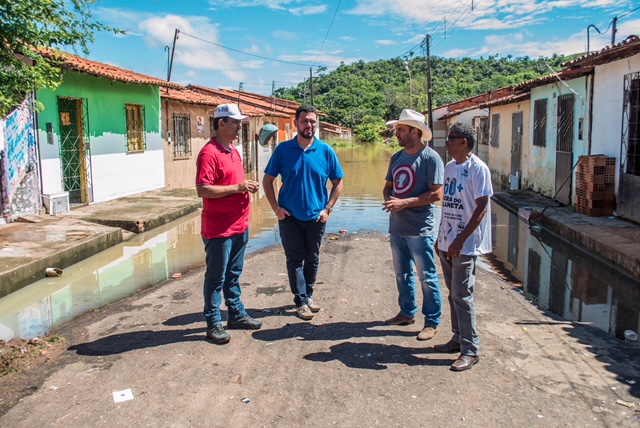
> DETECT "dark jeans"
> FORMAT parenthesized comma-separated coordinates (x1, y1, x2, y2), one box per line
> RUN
(202, 230, 248, 328)
(279, 215, 326, 307)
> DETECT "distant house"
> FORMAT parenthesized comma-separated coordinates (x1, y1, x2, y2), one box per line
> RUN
(432, 88, 514, 161)
(478, 92, 531, 191)
(514, 66, 593, 203)
(36, 51, 181, 206)
(562, 36, 640, 223)
(319, 121, 351, 141)
(188, 85, 294, 144)
(160, 88, 266, 188)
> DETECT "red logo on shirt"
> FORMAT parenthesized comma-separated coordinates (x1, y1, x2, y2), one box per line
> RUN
(393, 165, 416, 197)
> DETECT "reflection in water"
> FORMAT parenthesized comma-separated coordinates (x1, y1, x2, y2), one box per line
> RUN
(0, 144, 393, 340)
(491, 201, 640, 340)
(8, 144, 634, 342)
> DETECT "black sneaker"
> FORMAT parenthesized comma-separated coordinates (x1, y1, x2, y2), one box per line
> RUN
(227, 315, 262, 330)
(206, 325, 231, 344)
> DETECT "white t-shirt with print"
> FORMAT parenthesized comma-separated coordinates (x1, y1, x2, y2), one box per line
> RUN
(438, 154, 493, 256)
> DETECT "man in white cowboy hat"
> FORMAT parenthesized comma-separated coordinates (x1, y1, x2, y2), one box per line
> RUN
(195, 103, 262, 345)
(382, 109, 444, 342)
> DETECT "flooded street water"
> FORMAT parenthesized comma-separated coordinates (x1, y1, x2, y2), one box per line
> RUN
(0, 144, 393, 341)
(490, 201, 640, 341)
(1, 143, 639, 342)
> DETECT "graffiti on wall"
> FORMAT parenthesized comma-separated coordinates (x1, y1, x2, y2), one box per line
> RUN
(1, 100, 37, 207)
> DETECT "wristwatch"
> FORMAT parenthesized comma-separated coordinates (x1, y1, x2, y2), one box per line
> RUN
(325, 205, 333, 213)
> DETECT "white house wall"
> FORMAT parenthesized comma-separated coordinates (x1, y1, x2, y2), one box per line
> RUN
(38, 130, 165, 202)
(526, 77, 591, 198)
(488, 101, 530, 190)
(590, 54, 640, 191)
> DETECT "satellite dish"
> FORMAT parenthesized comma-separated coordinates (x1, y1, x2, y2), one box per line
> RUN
(258, 124, 278, 146)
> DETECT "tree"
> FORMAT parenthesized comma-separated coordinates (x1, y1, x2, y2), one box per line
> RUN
(0, 0, 121, 116)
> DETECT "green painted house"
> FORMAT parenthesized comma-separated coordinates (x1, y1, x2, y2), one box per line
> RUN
(36, 52, 181, 207)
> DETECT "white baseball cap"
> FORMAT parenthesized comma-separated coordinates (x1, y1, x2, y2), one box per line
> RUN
(214, 103, 249, 120)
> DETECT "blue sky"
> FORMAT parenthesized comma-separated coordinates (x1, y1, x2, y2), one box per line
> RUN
(83, 0, 640, 95)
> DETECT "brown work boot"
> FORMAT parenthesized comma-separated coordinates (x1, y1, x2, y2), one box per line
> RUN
(384, 312, 415, 326)
(417, 326, 437, 341)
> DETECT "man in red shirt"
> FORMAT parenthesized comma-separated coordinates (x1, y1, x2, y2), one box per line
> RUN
(195, 103, 261, 344)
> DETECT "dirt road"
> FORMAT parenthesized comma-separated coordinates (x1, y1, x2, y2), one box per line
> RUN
(1, 234, 639, 427)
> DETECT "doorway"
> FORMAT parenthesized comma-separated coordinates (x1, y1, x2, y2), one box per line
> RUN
(57, 96, 93, 204)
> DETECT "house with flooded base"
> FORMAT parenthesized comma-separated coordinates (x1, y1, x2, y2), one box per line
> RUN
(438, 42, 638, 221)
(36, 51, 181, 207)
(561, 36, 640, 223)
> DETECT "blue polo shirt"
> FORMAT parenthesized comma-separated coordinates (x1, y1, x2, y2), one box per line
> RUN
(264, 136, 344, 221)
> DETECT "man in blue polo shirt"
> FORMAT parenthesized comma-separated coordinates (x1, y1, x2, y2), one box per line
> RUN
(263, 105, 344, 321)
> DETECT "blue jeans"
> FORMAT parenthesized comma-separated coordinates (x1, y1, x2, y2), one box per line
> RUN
(390, 234, 442, 328)
(279, 215, 326, 307)
(438, 250, 479, 356)
(202, 231, 249, 328)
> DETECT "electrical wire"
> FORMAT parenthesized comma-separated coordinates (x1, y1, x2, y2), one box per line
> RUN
(179, 31, 318, 67)
(313, 0, 342, 68)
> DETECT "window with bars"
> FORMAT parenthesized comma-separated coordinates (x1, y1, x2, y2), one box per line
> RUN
(125, 104, 145, 153)
(479, 116, 489, 145)
(173, 114, 191, 158)
(533, 99, 547, 147)
(623, 73, 640, 176)
(490, 113, 500, 147)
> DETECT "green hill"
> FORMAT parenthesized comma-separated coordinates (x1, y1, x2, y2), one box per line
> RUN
(274, 54, 575, 142)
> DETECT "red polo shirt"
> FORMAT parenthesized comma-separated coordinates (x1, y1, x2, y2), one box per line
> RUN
(196, 139, 249, 239)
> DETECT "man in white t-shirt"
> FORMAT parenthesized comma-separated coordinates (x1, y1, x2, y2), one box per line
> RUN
(434, 121, 493, 372)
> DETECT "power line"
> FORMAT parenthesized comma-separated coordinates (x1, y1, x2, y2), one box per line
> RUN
(313, 0, 342, 68)
(179, 31, 318, 67)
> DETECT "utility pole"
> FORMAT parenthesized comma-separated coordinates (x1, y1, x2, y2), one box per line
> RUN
(238, 83, 243, 108)
(611, 16, 618, 46)
(426, 34, 433, 145)
(310, 67, 314, 106)
(167, 29, 179, 81)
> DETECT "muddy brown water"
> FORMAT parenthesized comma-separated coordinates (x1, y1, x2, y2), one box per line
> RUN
(0, 143, 637, 343)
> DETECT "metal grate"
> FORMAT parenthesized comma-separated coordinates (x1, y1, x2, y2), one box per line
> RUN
(533, 98, 547, 147)
(622, 72, 640, 176)
(57, 96, 93, 204)
(125, 104, 146, 153)
(490, 113, 500, 147)
(173, 113, 191, 158)
(556, 94, 574, 152)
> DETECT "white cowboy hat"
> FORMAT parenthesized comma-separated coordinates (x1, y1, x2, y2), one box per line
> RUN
(386, 109, 432, 141)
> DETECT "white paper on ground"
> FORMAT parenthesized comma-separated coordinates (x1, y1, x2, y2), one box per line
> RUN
(112, 389, 134, 403)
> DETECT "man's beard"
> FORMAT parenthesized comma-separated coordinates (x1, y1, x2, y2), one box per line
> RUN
(300, 128, 314, 138)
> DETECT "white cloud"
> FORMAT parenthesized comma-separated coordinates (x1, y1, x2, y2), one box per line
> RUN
(273, 30, 299, 41)
(138, 14, 245, 82)
(340, 36, 356, 41)
(376, 40, 396, 45)
(290, 5, 328, 16)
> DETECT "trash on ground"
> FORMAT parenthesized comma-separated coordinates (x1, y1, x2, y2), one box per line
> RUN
(339, 229, 348, 234)
(616, 399, 636, 408)
(241, 397, 251, 403)
(171, 273, 182, 279)
(45, 267, 63, 277)
(112, 388, 134, 403)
